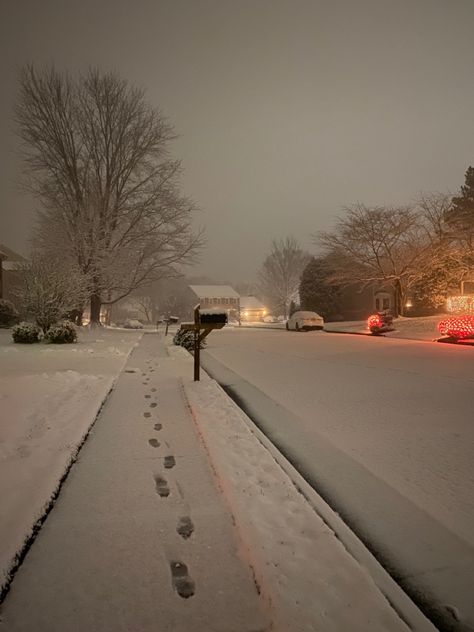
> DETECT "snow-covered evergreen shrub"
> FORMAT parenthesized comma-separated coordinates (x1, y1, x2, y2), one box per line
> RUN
(0, 299, 20, 328)
(12, 321, 40, 343)
(45, 321, 78, 344)
(173, 328, 206, 351)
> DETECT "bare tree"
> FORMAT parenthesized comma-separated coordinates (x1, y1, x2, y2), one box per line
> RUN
(15, 254, 89, 333)
(257, 237, 311, 317)
(135, 296, 155, 323)
(411, 192, 466, 307)
(16, 65, 203, 324)
(125, 275, 193, 323)
(315, 204, 445, 316)
(234, 282, 258, 297)
(415, 192, 451, 242)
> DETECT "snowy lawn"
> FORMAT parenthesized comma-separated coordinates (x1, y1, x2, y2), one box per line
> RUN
(0, 327, 142, 590)
(388, 314, 448, 340)
(323, 314, 447, 340)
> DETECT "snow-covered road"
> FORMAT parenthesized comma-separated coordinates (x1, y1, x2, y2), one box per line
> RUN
(201, 328, 474, 630)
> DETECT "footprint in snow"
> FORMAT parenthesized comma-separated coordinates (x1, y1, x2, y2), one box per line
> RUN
(154, 475, 170, 497)
(170, 561, 195, 598)
(164, 455, 176, 469)
(177, 516, 194, 539)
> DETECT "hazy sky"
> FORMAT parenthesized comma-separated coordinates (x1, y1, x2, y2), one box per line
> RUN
(1, 0, 474, 283)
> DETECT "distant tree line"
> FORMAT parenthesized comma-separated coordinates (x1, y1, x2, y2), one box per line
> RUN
(257, 167, 474, 319)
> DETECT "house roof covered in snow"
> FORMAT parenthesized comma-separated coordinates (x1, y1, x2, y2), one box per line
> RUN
(0, 244, 26, 262)
(0, 244, 27, 269)
(239, 296, 266, 310)
(189, 285, 239, 299)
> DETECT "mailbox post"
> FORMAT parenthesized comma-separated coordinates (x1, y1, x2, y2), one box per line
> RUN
(164, 315, 179, 336)
(180, 304, 227, 381)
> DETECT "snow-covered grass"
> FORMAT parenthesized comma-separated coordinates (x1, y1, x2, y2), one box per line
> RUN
(387, 314, 446, 340)
(319, 314, 447, 340)
(0, 327, 142, 590)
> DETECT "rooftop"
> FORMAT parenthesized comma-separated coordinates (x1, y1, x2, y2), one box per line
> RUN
(189, 285, 240, 299)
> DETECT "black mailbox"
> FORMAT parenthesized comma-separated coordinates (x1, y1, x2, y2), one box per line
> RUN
(200, 311, 228, 325)
(180, 305, 227, 381)
(168, 316, 179, 324)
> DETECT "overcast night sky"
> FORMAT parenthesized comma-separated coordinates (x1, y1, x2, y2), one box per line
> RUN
(1, 0, 474, 283)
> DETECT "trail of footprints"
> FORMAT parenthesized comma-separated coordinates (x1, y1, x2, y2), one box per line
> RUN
(142, 359, 195, 599)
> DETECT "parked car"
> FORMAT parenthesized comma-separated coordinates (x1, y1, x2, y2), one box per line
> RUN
(286, 311, 324, 331)
(262, 315, 278, 323)
(123, 318, 144, 329)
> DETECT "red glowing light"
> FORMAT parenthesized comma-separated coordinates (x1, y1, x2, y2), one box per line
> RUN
(367, 314, 382, 329)
(438, 315, 474, 339)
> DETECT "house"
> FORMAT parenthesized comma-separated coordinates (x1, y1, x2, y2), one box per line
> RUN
(188, 285, 240, 320)
(335, 284, 396, 321)
(0, 244, 27, 302)
(239, 296, 268, 321)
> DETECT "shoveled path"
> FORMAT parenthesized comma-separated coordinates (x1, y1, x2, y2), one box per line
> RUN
(0, 335, 266, 632)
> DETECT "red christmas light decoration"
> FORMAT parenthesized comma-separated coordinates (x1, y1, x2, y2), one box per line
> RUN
(367, 314, 383, 329)
(438, 315, 474, 340)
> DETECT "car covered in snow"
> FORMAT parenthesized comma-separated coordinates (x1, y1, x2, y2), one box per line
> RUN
(286, 310, 324, 331)
(123, 319, 144, 329)
(262, 315, 278, 323)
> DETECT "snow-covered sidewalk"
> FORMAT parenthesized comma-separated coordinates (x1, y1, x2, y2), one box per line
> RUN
(0, 328, 142, 591)
(0, 334, 265, 632)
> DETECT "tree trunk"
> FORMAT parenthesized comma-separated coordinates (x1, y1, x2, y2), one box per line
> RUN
(104, 306, 111, 326)
(90, 294, 102, 326)
(393, 279, 404, 317)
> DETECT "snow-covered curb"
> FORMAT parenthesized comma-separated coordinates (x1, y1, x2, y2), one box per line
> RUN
(183, 373, 436, 632)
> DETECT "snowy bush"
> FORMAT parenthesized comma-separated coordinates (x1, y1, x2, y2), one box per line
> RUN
(173, 328, 206, 351)
(15, 254, 88, 334)
(45, 321, 78, 344)
(0, 299, 20, 328)
(12, 321, 40, 344)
